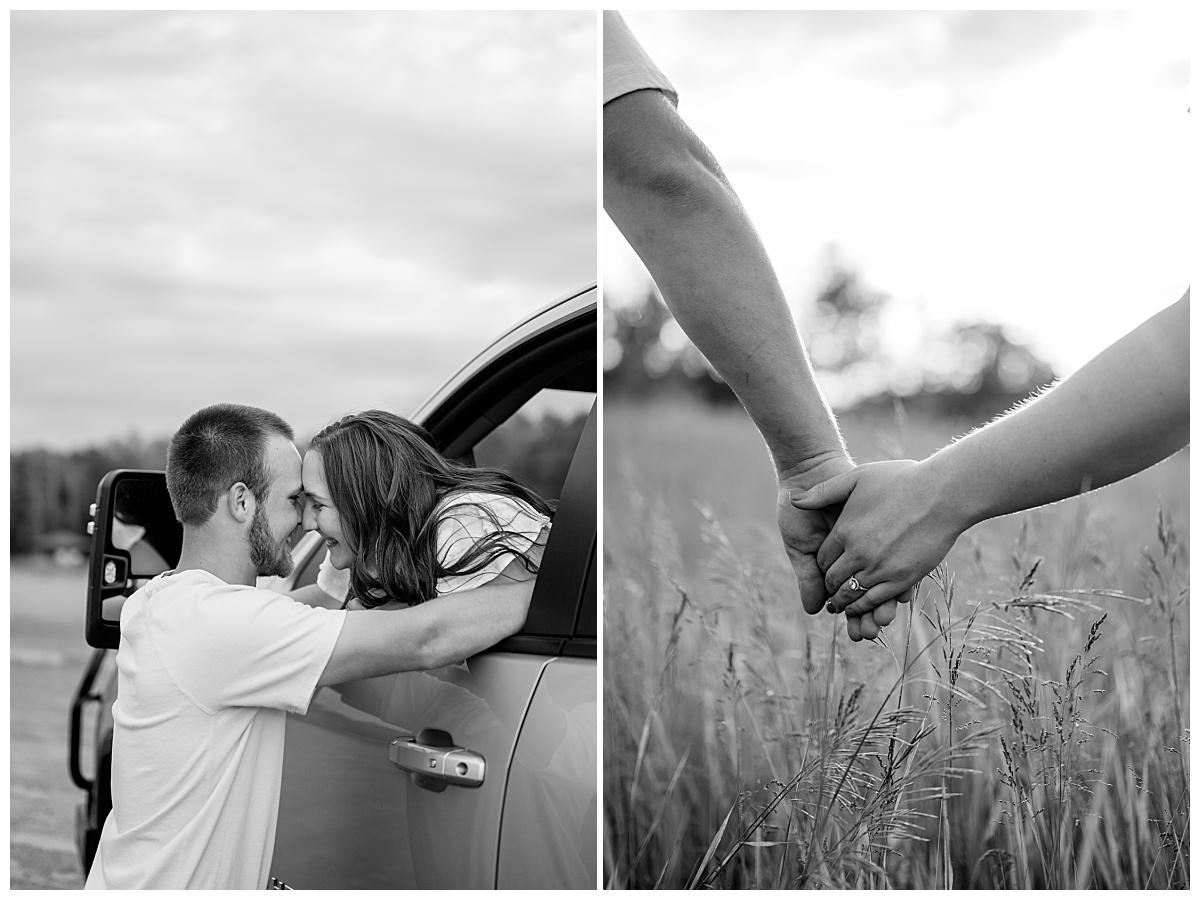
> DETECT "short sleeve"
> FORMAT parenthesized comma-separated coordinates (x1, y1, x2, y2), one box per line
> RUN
(603, 10, 678, 106)
(316, 551, 351, 604)
(435, 492, 551, 595)
(154, 583, 347, 714)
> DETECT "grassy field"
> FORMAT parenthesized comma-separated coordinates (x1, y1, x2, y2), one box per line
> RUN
(603, 398, 1189, 889)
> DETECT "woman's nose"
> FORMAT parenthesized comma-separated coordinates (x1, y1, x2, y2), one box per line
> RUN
(301, 502, 317, 532)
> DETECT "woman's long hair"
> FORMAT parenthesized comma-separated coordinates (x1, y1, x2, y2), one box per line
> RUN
(308, 409, 553, 608)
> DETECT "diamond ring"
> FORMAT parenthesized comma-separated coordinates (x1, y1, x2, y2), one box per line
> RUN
(847, 575, 863, 593)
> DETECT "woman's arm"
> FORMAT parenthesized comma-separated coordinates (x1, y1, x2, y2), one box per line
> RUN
(933, 290, 1188, 525)
(794, 290, 1189, 625)
(289, 584, 344, 610)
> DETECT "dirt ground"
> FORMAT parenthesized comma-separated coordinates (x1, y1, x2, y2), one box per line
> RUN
(10, 561, 93, 889)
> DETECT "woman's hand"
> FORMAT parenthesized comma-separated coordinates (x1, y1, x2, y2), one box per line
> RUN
(777, 455, 900, 640)
(345, 596, 407, 611)
(290, 584, 346, 610)
(792, 459, 967, 619)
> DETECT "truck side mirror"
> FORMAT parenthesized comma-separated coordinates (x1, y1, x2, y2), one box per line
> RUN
(86, 470, 181, 649)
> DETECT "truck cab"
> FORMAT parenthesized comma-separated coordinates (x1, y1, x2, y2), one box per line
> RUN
(70, 286, 597, 889)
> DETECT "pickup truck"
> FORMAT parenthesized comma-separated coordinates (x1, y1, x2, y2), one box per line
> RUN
(69, 285, 597, 889)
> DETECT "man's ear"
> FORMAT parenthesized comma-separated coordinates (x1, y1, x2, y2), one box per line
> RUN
(227, 482, 256, 525)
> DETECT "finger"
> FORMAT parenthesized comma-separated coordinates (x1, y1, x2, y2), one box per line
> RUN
(841, 583, 901, 617)
(789, 551, 830, 616)
(845, 579, 921, 615)
(871, 598, 898, 628)
(824, 556, 864, 600)
(857, 610, 881, 641)
(791, 471, 859, 510)
(816, 532, 844, 575)
(845, 614, 864, 642)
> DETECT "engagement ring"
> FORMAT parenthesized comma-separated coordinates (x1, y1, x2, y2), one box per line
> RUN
(847, 575, 863, 593)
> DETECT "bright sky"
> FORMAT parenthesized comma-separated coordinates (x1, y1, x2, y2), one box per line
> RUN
(11, 11, 596, 450)
(604, 10, 1190, 382)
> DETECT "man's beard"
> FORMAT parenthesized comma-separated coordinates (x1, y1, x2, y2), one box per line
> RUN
(249, 504, 294, 578)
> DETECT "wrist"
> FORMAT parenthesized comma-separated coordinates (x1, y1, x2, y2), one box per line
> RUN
(920, 449, 987, 532)
(766, 411, 850, 480)
(776, 448, 854, 491)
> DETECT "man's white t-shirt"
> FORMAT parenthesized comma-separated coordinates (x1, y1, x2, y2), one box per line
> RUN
(603, 10, 678, 106)
(85, 569, 346, 890)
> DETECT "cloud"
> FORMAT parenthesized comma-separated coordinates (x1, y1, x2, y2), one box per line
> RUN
(11, 11, 596, 450)
(632, 11, 1093, 80)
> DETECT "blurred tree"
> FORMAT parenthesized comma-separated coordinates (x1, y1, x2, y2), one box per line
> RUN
(473, 411, 588, 503)
(10, 436, 168, 556)
(807, 248, 888, 373)
(881, 320, 1057, 421)
(603, 289, 737, 405)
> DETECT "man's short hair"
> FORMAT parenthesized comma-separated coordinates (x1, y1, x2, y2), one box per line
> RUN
(166, 404, 294, 526)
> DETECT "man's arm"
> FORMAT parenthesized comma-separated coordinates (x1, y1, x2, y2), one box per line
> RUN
(317, 555, 536, 687)
(605, 89, 844, 476)
(605, 88, 897, 632)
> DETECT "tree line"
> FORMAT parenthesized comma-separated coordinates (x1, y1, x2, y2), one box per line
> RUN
(10, 411, 589, 558)
(604, 255, 1055, 422)
(11, 437, 168, 556)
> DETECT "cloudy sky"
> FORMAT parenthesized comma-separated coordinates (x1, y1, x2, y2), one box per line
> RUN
(12, 11, 596, 450)
(604, 11, 1189, 397)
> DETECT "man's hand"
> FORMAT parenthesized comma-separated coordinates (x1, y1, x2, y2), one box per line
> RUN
(792, 459, 964, 618)
(777, 455, 899, 641)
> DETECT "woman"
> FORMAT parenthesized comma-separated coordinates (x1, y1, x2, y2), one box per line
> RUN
(293, 409, 551, 613)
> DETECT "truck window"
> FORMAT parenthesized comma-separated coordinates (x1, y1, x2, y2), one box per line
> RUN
(472, 388, 595, 503)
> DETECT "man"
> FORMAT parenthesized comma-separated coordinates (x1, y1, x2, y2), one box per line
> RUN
(602, 11, 900, 640)
(85, 403, 535, 889)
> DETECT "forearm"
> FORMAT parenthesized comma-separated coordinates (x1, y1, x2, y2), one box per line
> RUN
(417, 580, 531, 667)
(931, 292, 1189, 526)
(318, 578, 532, 686)
(605, 91, 846, 477)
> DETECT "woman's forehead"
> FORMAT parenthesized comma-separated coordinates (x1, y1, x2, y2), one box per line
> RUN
(301, 449, 328, 493)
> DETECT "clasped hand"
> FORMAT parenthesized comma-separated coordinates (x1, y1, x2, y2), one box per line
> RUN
(777, 457, 897, 642)
(780, 458, 962, 642)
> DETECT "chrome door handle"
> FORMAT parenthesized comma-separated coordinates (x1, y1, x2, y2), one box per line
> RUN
(390, 728, 485, 791)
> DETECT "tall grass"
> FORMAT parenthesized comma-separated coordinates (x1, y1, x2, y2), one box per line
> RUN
(603, 400, 1189, 889)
